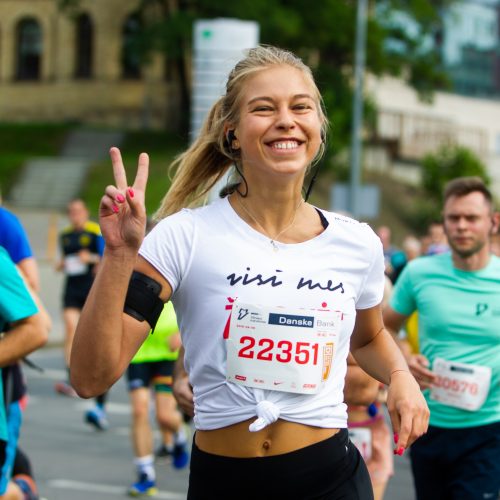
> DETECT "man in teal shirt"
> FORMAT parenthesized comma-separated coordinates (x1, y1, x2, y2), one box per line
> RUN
(384, 177, 500, 500)
(0, 247, 49, 499)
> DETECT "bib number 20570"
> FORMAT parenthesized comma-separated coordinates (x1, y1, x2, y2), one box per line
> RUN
(430, 358, 491, 411)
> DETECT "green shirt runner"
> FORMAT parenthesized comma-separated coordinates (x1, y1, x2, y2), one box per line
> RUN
(390, 252, 500, 428)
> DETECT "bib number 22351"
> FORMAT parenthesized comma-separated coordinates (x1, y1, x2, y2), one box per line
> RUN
(226, 301, 341, 395)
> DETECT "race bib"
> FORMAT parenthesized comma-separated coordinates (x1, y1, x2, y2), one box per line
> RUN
(226, 301, 341, 394)
(64, 254, 87, 276)
(430, 358, 491, 411)
(349, 427, 372, 462)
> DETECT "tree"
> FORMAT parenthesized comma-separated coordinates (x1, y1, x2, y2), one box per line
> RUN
(191, 0, 454, 161)
(399, 144, 492, 232)
(60, 0, 453, 155)
(421, 145, 491, 204)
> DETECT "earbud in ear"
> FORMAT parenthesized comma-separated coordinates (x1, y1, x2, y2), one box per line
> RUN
(227, 130, 236, 144)
(224, 130, 240, 156)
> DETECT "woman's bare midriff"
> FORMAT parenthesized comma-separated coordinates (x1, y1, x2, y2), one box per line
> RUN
(195, 419, 340, 457)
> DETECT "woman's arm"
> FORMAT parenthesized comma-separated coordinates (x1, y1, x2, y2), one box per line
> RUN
(350, 304, 429, 453)
(70, 148, 172, 398)
(70, 255, 171, 398)
(383, 305, 436, 390)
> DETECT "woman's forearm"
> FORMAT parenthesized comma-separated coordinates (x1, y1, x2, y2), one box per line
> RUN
(351, 328, 410, 386)
(70, 248, 144, 397)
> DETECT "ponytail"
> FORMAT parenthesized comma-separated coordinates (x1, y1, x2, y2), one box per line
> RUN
(154, 99, 233, 219)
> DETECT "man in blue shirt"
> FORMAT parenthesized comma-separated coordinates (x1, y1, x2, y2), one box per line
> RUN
(0, 207, 39, 291)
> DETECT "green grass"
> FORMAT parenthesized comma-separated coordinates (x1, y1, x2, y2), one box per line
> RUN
(82, 130, 187, 217)
(0, 122, 75, 196)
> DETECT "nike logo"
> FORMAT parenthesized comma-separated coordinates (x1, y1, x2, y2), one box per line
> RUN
(273, 382, 284, 386)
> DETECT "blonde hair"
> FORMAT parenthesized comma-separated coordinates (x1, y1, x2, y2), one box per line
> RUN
(154, 45, 328, 219)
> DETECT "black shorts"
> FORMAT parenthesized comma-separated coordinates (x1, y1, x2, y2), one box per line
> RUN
(126, 360, 175, 393)
(63, 276, 93, 309)
(188, 428, 374, 499)
(410, 421, 500, 500)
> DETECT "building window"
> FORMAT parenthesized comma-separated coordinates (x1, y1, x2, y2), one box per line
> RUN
(121, 13, 142, 79)
(16, 18, 42, 80)
(75, 13, 93, 78)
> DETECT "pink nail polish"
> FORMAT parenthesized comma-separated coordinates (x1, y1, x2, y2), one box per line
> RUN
(116, 194, 125, 203)
(112, 204, 119, 213)
(393, 433, 399, 445)
(128, 188, 134, 198)
(396, 447, 405, 456)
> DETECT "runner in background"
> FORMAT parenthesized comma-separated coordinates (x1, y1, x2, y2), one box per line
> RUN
(55, 199, 109, 430)
(126, 301, 188, 497)
(423, 220, 449, 256)
(0, 247, 50, 499)
(0, 203, 48, 493)
(384, 177, 500, 499)
(0, 205, 40, 292)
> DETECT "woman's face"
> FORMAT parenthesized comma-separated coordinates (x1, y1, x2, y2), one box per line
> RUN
(233, 65, 323, 183)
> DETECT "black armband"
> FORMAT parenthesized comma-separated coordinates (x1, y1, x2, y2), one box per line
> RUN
(124, 271, 163, 331)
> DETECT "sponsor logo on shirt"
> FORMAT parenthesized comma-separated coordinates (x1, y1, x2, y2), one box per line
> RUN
(268, 313, 314, 328)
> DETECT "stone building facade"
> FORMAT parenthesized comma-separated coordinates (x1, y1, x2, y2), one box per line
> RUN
(0, 0, 180, 129)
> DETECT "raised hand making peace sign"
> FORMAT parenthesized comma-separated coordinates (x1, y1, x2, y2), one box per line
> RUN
(100, 147, 149, 252)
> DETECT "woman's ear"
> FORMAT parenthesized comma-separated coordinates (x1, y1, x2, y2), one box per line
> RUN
(223, 129, 240, 155)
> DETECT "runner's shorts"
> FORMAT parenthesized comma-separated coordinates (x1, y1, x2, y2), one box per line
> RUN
(126, 360, 175, 393)
(188, 428, 374, 499)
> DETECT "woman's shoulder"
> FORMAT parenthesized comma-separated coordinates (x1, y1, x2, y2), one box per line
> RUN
(318, 208, 378, 241)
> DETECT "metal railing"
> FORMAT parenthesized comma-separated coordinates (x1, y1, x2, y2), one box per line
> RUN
(375, 109, 488, 160)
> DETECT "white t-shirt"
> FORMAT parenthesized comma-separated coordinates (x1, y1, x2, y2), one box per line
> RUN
(139, 197, 385, 430)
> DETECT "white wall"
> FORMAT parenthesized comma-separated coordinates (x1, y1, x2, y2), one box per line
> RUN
(367, 74, 500, 196)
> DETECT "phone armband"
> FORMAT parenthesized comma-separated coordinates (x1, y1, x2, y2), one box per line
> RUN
(124, 271, 163, 331)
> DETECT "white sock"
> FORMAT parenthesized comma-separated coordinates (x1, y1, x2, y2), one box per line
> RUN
(174, 425, 187, 445)
(134, 455, 155, 481)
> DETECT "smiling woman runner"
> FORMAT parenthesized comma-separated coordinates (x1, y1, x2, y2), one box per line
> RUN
(70, 45, 429, 500)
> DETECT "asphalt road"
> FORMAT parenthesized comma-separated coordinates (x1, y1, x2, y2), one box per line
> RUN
(21, 347, 190, 500)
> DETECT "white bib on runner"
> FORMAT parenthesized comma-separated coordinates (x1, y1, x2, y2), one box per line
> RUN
(430, 357, 491, 411)
(226, 301, 341, 395)
(64, 254, 87, 276)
